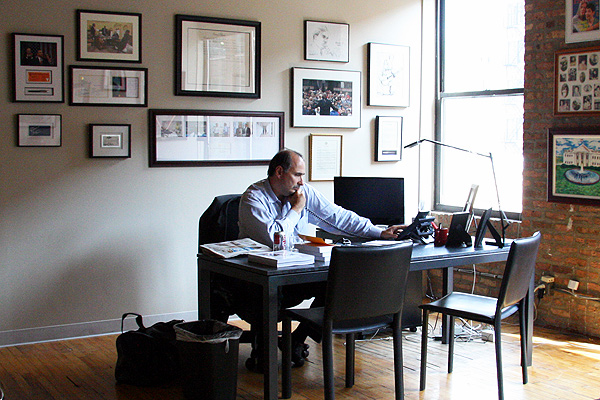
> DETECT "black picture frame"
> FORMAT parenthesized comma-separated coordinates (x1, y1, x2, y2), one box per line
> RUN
(12, 33, 64, 103)
(76, 9, 142, 63)
(149, 109, 284, 167)
(175, 15, 261, 98)
(89, 124, 131, 158)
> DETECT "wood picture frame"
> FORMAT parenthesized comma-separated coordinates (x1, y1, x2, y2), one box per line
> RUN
(77, 10, 142, 62)
(175, 14, 261, 98)
(548, 127, 600, 205)
(554, 46, 600, 115)
(149, 109, 283, 167)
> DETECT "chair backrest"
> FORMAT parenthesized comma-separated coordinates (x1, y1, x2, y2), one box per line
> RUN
(198, 194, 242, 248)
(496, 231, 542, 310)
(324, 242, 413, 322)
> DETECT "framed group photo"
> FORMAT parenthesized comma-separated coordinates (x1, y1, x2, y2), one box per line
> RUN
(70, 66, 148, 106)
(367, 43, 410, 107)
(565, 0, 600, 43)
(77, 10, 142, 62)
(554, 46, 600, 115)
(12, 33, 64, 102)
(17, 114, 62, 147)
(175, 15, 261, 98)
(149, 109, 283, 167)
(548, 127, 600, 205)
(89, 124, 131, 158)
(292, 67, 361, 128)
(304, 20, 349, 63)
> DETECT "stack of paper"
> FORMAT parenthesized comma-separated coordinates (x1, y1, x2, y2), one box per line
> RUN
(248, 250, 315, 268)
(295, 242, 335, 263)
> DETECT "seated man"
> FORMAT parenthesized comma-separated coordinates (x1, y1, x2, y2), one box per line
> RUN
(238, 149, 404, 369)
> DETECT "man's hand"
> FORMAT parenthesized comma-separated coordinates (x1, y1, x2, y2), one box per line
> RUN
(380, 224, 407, 240)
(289, 186, 306, 213)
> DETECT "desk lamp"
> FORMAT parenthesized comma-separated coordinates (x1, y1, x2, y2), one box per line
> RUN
(404, 138, 509, 247)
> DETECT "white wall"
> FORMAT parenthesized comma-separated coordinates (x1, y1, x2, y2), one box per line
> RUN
(0, 0, 426, 345)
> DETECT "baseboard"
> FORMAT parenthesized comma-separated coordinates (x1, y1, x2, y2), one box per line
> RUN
(0, 310, 198, 348)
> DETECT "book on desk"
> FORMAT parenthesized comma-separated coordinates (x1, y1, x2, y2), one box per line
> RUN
(248, 250, 315, 267)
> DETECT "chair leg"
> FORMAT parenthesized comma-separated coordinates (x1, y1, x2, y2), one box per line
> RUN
(323, 323, 335, 400)
(518, 305, 528, 384)
(420, 309, 429, 391)
(393, 314, 404, 400)
(282, 316, 292, 399)
(494, 320, 504, 400)
(448, 315, 455, 373)
(345, 333, 355, 388)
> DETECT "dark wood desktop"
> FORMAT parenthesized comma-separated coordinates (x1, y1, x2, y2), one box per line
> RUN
(197, 241, 529, 400)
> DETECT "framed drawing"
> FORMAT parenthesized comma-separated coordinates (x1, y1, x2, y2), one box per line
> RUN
(375, 116, 403, 162)
(89, 124, 131, 158)
(554, 47, 600, 115)
(548, 127, 600, 205)
(175, 15, 261, 98)
(565, 0, 600, 43)
(309, 134, 342, 181)
(12, 33, 64, 102)
(367, 43, 410, 107)
(292, 67, 361, 128)
(17, 114, 61, 147)
(304, 20, 349, 62)
(70, 66, 148, 107)
(77, 10, 142, 62)
(149, 109, 283, 167)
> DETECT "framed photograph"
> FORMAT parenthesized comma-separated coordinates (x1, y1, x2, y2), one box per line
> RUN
(548, 127, 600, 205)
(89, 124, 131, 158)
(175, 15, 260, 98)
(304, 20, 349, 63)
(367, 43, 410, 107)
(309, 134, 342, 181)
(70, 66, 148, 107)
(375, 116, 403, 162)
(292, 67, 361, 128)
(12, 33, 64, 102)
(17, 114, 61, 147)
(565, 0, 600, 43)
(149, 109, 283, 167)
(77, 10, 141, 62)
(554, 47, 600, 115)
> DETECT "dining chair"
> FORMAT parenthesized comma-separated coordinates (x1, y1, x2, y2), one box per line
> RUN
(419, 231, 541, 400)
(281, 241, 414, 400)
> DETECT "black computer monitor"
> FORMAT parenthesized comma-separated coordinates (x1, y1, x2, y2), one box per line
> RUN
(333, 176, 404, 225)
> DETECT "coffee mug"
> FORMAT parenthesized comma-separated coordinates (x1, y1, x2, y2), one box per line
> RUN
(434, 227, 449, 247)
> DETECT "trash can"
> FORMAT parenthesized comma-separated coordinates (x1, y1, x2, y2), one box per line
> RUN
(174, 320, 243, 400)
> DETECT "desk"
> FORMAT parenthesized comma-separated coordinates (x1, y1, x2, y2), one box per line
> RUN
(197, 242, 524, 400)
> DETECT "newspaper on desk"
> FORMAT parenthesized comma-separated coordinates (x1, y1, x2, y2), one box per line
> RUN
(200, 238, 271, 258)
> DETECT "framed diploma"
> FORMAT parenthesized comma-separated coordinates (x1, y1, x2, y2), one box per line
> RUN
(309, 134, 343, 181)
(175, 15, 261, 98)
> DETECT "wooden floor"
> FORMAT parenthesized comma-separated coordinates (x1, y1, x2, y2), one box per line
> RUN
(1, 317, 599, 400)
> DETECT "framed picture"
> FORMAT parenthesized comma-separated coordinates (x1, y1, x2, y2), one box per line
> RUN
(304, 20, 349, 63)
(149, 109, 283, 167)
(309, 134, 342, 181)
(70, 66, 148, 107)
(175, 15, 260, 98)
(17, 114, 61, 147)
(375, 116, 403, 162)
(12, 33, 64, 102)
(554, 47, 600, 115)
(367, 43, 410, 107)
(77, 10, 141, 62)
(548, 127, 600, 205)
(565, 0, 600, 43)
(89, 124, 131, 158)
(292, 67, 361, 128)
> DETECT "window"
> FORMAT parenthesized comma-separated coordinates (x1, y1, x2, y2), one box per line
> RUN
(436, 0, 525, 219)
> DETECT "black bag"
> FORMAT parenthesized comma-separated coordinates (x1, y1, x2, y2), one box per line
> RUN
(115, 313, 183, 386)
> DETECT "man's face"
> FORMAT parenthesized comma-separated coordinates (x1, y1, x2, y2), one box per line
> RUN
(276, 155, 305, 197)
(586, 7, 595, 19)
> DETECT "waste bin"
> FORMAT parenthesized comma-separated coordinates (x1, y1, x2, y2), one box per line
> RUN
(174, 320, 243, 400)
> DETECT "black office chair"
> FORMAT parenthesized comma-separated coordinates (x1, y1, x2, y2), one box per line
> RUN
(419, 231, 541, 400)
(281, 242, 413, 400)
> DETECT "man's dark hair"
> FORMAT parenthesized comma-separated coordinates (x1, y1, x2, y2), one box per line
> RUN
(267, 149, 304, 176)
(589, 3, 596, 12)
